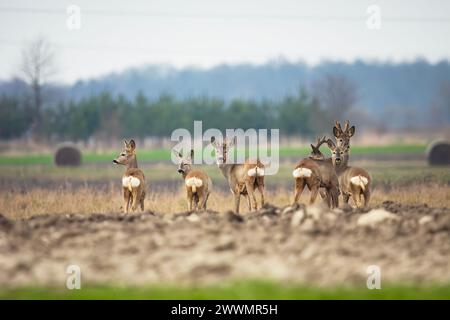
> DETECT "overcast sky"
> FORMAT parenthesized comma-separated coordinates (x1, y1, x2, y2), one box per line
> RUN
(1, 0, 449, 83)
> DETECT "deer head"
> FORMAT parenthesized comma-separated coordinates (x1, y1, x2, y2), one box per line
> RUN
(326, 138, 349, 167)
(173, 149, 194, 175)
(113, 139, 137, 167)
(210, 136, 236, 165)
(333, 120, 355, 148)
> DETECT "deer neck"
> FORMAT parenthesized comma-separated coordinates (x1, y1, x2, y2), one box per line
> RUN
(181, 167, 192, 180)
(334, 159, 349, 175)
(127, 155, 138, 169)
(217, 162, 234, 180)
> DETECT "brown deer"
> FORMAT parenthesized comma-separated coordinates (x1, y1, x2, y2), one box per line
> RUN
(113, 139, 146, 213)
(292, 137, 323, 205)
(173, 149, 212, 212)
(210, 136, 265, 213)
(326, 139, 371, 208)
(293, 136, 340, 209)
(333, 120, 355, 148)
(292, 158, 321, 205)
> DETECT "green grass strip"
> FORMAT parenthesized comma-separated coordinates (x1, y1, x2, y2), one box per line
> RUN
(1, 281, 449, 300)
(0, 144, 426, 166)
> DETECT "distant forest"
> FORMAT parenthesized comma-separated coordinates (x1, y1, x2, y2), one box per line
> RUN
(1, 60, 450, 141)
(0, 90, 330, 140)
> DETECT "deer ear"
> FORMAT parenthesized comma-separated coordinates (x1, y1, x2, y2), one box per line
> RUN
(123, 140, 129, 147)
(333, 126, 341, 138)
(129, 139, 136, 150)
(347, 126, 355, 137)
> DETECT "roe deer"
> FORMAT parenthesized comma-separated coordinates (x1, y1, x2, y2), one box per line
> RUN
(333, 120, 355, 148)
(326, 139, 371, 208)
(113, 139, 146, 213)
(292, 136, 324, 205)
(293, 136, 340, 209)
(210, 136, 265, 213)
(173, 149, 212, 212)
(292, 158, 321, 205)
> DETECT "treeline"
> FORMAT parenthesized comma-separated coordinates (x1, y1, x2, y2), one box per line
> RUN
(0, 90, 331, 141)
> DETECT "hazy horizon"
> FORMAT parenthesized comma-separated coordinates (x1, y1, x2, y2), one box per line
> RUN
(1, 0, 450, 84)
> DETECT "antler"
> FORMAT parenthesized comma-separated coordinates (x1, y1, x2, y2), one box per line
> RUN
(334, 121, 343, 133)
(315, 135, 328, 149)
(343, 120, 350, 133)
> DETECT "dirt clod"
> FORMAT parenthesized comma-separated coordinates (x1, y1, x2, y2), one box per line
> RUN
(0, 202, 449, 287)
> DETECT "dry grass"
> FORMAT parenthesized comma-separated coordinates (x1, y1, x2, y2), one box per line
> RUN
(1, 183, 448, 219)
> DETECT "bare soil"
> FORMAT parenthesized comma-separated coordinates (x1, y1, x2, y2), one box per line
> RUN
(0, 201, 449, 288)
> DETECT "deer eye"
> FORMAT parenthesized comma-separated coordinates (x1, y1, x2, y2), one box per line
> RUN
(121, 153, 126, 156)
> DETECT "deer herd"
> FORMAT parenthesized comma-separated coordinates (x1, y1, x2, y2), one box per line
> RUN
(113, 120, 371, 214)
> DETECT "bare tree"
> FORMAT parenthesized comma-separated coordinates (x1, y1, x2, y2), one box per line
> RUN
(20, 36, 56, 139)
(312, 74, 357, 121)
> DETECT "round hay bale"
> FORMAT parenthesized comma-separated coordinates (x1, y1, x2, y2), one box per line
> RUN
(54, 144, 82, 167)
(426, 140, 450, 166)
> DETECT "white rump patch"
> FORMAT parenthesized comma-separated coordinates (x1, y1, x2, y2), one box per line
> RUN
(247, 166, 265, 177)
(292, 167, 312, 178)
(185, 177, 203, 188)
(122, 176, 141, 190)
(350, 175, 369, 186)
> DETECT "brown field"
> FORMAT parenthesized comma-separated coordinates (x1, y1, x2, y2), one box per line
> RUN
(0, 159, 449, 289)
(0, 183, 449, 219)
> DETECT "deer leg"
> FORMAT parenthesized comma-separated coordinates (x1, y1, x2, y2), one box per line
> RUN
(363, 189, 371, 208)
(203, 191, 210, 210)
(245, 195, 251, 211)
(357, 191, 363, 208)
(319, 189, 327, 199)
(327, 190, 334, 208)
(309, 183, 320, 205)
(293, 179, 305, 204)
(333, 188, 340, 209)
(257, 182, 265, 208)
(140, 190, 145, 211)
(342, 192, 350, 204)
(245, 180, 257, 211)
(349, 186, 359, 208)
(326, 187, 335, 209)
(194, 194, 199, 211)
(123, 189, 130, 214)
(349, 183, 362, 208)
(197, 192, 205, 212)
(233, 193, 241, 213)
(187, 191, 193, 212)
(130, 188, 139, 212)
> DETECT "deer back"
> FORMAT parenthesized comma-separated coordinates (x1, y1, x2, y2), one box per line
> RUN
(311, 158, 339, 188)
